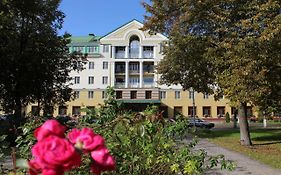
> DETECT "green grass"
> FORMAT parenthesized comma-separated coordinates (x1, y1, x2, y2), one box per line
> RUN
(196, 128, 281, 169)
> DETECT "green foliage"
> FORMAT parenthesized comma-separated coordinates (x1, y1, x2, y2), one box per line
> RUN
(0, 0, 86, 118)
(225, 112, 230, 123)
(16, 116, 46, 160)
(15, 89, 234, 174)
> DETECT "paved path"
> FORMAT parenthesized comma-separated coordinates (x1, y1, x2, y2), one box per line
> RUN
(193, 139, 281, 175)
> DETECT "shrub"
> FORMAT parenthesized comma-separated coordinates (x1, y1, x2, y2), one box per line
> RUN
(225, 112, 230, 123)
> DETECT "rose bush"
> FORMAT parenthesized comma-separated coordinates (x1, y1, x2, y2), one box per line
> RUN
(17, 119, 115, 175)
(34, 119, 66, 141)
(67, 128, 105, 152)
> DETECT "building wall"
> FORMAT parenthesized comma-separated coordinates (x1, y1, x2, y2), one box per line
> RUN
(24, 20, 237, 118)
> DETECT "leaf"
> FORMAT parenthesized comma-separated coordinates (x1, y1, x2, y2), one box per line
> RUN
(16, 159, 29, 169)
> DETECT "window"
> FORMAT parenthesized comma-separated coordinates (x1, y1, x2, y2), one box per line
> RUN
(72, 106, 81, 115)
(103, 45, 109, 53)
(73, 46, 84, 52)
(74, 76, 80, 84)
(130, 91, 137, 99)
(58, 106, 67, 115)
(189, 90, 194, 99)
(102, 91, 107, 99)
(145, 91, 152, 99)
(102, 76, 108, 85)
(87, 46, 99, 53)
(74, 91, 80, 99)
(88, 62, 94, 69)
(188, 106, 197, 116)
(160, 91, 166, 99)
(203, 92, 209, 99)
(103, 61, 108, 69)
(116, 91, 122, 99)
(217, 106, 225, 117)
(174, 106, 183, 117)
(203, 106, 211, 117)
(31, 106, 39, 115)
(88, 76, 94, 84)
(175, 91, 181, 99)
(88, 91, 94, 99)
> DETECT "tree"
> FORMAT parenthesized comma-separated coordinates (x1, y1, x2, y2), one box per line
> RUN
(143, 0, 281, 146)
(0, 0, 84, 120)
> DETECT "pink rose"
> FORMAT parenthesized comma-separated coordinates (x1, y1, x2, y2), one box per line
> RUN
(90, 146, 115, 175)
(68, 128, 104, 152)
(34, 120, 66, 141)
(32, 135, 81, 172)
(28, 160, 41, 175)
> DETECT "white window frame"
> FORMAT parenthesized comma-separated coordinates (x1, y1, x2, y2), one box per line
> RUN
(160, 91, 166, 99)
(88, 91, 94, 99)
(102, 76, 108, 85)
(88, 62, 94, 69)
(103, 61, 108, 69)
(88, 76, 94, 84)
(175, 91, 181, 99)
(74, 76, 80, 84)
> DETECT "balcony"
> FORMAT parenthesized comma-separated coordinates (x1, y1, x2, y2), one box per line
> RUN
(115, 82, 125, 88)
(129, 48, 139, 58)
(143, 51, 154, 59)
(116, 51, 125, 59)
(143, 83, 154, 88)
(129, 83, 139, 88)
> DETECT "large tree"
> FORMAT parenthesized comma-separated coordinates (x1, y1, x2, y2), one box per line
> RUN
(0, 0, 83, 120)
(143, 0, 281, 146)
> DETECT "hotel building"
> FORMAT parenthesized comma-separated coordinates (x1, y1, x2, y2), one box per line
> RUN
(27, 20, 247, 118)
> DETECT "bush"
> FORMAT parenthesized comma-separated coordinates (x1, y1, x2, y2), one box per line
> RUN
(15, 87, 234, 174)
(225, 112, 230, 123)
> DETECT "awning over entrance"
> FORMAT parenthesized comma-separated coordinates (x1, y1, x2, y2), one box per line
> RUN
(117, 99, 161, 104)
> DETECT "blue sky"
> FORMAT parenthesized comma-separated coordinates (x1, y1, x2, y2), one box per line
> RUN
(59, 0, 149, 36)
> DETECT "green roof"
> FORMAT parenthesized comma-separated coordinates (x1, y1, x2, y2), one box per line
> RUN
(70, 36, 101, 43)
(117, 99, 161, 104)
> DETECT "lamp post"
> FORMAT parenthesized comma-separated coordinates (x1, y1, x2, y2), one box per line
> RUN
(192, 88, 196, 128)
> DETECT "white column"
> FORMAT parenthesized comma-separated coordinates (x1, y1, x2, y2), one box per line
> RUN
(110, 61, 115, 86)
(125, 46, 129, 58)
(139, 61, 143, 88)
(139, 46, 143, 58)
(153, 46, 156, 59)
(125, 61, 129, 88)
(112, 46, 115, 59)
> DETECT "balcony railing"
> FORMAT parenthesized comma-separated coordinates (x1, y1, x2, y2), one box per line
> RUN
(143, 83, 154, 88)
(115, 82, 125, 88)
(116, 51, 125, 58)
(129, 70, 139, 74)
(143, 51, 154, 58)
(129, 48, 139, 58)
(129, 83, 139, 88)
(115, 69, 125, 74)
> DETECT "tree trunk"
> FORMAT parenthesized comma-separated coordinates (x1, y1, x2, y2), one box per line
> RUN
(238, 102, 252, 146)
(233, 109, 238, 129)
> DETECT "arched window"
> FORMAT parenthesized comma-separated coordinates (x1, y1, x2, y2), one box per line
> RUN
(129, 35, 140, 58)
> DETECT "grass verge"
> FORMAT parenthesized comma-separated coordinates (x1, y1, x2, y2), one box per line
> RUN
(196, 128, 281, 169)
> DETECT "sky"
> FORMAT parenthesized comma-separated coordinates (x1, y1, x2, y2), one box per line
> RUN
(58, 0, 149, 36)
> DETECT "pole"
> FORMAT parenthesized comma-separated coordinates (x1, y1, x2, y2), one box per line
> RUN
(192, 88, 196, 128)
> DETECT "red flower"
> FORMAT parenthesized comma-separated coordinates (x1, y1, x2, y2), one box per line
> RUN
(32, 135, 81, 172)
(34, 120, 66, 141)
(90, 146, 115, 175)
(68, 128, 104, 152)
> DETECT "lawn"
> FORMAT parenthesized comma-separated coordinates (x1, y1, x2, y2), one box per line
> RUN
(196, 128, 281, 169)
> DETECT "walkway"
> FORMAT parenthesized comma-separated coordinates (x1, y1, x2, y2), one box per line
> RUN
(194, 139, 281, 175)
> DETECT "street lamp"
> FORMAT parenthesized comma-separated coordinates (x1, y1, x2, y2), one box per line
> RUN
(192, 88, 196, 128)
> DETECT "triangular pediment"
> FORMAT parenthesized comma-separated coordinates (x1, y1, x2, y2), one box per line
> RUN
(100, 19, 167, 42)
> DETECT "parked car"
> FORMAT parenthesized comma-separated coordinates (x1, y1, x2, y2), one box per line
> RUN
(188, 118, 215, 129)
